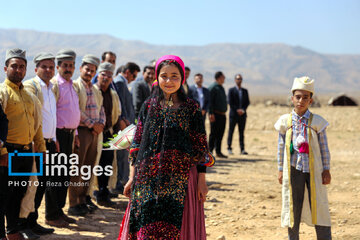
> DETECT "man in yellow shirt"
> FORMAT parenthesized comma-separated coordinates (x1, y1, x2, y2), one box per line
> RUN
(0, 48, 46, 240)
(0, 104, 8, 240)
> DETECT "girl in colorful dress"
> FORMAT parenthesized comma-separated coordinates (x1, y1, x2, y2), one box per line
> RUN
(118, 55, 214, 240)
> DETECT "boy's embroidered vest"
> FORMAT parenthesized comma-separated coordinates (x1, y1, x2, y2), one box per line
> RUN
(285, 113, 317, 226)
(275, 112, 331, 228)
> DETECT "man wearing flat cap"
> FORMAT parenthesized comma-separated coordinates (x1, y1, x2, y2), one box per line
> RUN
(20, 52, 58, 236)
(47, 49, 80, 227)
(93, 62, 122, 207)
(68, 54, 105, 216)
(0, 48, 46, 240)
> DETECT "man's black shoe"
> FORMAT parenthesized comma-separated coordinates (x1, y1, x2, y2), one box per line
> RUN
(241, 150, 248, 155)
(19, 229, 40, 240)
(68, 204, 88, 216)
(86, 195, 98, 212)
(109, 191, 118, 198)
(96, 197, 117, 208)
(110, 186, 124, 195)
(79, 203, 91, 214)
(216, 153, 228, 158)
(31, 223, 54, 235)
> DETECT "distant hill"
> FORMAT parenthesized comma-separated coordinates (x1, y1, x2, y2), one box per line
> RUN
(1, 28, 359, 95)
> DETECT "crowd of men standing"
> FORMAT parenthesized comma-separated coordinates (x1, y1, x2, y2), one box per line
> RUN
(0, 48, 250, 240)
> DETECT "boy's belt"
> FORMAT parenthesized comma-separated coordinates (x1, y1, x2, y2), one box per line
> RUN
(5, 142, 32, 150)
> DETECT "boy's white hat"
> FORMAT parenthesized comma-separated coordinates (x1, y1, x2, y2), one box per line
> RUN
(291, 76, 314, 94)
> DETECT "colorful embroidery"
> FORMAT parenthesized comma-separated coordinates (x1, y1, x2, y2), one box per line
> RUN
(128, 97, 209, 239)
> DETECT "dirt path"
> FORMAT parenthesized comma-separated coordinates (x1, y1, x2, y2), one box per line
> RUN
(36, 105, 360, 239)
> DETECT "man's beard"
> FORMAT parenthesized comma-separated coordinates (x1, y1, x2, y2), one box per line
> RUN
(8, 73, 24, 83)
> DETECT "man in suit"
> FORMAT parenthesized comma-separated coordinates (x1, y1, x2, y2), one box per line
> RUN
(189, 73, 210, 124)
(208, 71, 228, 158)
(132, 66, 155, 118)
(113, 62, 140, 194)
(227, 74, 250, 155)
(183, 66, 193, 98)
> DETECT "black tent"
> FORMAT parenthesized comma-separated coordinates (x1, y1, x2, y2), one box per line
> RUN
(328, 94, 358, 106)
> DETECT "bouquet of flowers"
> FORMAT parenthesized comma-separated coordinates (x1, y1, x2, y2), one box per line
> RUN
(103, 124, 137, 150)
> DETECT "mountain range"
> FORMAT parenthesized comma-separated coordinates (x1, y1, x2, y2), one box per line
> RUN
(1, 28, 359, 95)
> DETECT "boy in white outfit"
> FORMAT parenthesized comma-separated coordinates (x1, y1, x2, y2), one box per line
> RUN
(275, 76, 332, 240)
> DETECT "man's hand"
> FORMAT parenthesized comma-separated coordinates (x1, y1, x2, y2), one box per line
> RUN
(0, 154, 8, 167)
(93, 123, 104, 135)
(322, 170, 331, 185)
(278, 171, 283, 184)
(74, 135, 80, 148)
(42, 152, 47, 164)
(209, 114, 215, 123)
(55, 141, 60, 153)
(237, 109, 245, 116)
(119, 119, 128, 130)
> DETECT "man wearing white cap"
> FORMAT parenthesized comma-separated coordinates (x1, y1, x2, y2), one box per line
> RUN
(21, 52, 58, 236)
(274, 76, 332, 240)
(94, 62, 122, 207)
(68, 54, 105, 216)
(46, 49, 80, 228)
(0, 48, 46, 240)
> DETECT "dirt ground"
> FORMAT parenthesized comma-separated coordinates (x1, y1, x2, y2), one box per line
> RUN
(36, 103, 360, 240)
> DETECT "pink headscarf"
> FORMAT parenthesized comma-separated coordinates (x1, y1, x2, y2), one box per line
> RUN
(155, 55, 185, 84)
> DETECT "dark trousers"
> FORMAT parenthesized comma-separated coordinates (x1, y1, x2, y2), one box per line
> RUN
(209, 113, 226, 154)
(0, 166, 9, 238)
(45, 129, 74, 220)
(289, 167, 332, 240)
(24, 141, 55, 227)
(97, 131, 114, 199)
(227, 115, 246, 151)
(116, 149, 129, 190)
(2, 146, 33, 235)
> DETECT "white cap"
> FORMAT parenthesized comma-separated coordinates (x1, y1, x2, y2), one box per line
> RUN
(291, 76, 314, 94)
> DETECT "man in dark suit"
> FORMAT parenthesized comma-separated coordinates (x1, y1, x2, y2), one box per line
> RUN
(113, 62, 140, 194)
(189, 73, 210, 123)
(183, 66, 193, 98)
(209, 71, 228, 158)
(227, 74, 250, 155)
(132, 66, 155, 118)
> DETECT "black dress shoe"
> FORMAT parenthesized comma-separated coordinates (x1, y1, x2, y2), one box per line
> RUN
(79, 203, 91, 214)
(96, 197, 117, 208)
(109, 191, 118, 198)
(45, 218, 69, 228)
(19, 229, 40, 240)
(86, 195, 98, 212)
(68, 204, 88, 216)
(31, 223, 54, 235)
(110, 186, 124, 195)
(216, 153, 228, 158)
(61, 214, 77, 224)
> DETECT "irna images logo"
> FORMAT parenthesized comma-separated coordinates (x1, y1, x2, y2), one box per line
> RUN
(8, 151, 43, 176)
(8, 151, 113, 180)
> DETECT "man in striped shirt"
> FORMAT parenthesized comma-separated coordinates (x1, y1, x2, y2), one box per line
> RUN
(69, 55, 105, 216)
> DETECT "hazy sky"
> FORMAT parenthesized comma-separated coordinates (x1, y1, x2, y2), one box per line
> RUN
(1, 0, 359, 54)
